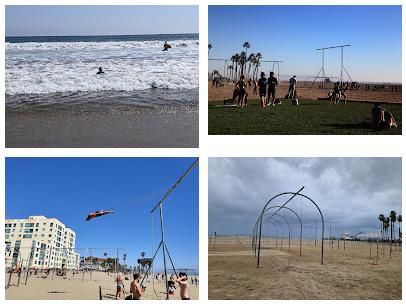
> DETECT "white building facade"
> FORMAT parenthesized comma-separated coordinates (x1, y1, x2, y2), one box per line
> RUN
(5, 216, 80, 269)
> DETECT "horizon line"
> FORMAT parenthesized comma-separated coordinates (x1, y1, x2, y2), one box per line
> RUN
(5, 32, 199, 38)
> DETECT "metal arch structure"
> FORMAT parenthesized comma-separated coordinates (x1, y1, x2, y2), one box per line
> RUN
(256, 187, 325, 268)
(266, 218, 285, 251)
(256, 205, 303, 256)
(252, 205, 303, 257)
(267, 214, 292, 253)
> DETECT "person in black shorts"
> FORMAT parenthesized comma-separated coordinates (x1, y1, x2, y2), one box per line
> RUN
(236, 75, 248, 107)
(267, 72, 278, 106)
(257, 72, 268, 107)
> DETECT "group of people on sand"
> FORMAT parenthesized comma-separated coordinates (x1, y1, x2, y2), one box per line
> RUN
(228, 73, 299, 108)
(115, 272, 191, 300)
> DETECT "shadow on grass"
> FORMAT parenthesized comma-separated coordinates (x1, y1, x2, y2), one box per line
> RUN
(321, 121, 371, 130)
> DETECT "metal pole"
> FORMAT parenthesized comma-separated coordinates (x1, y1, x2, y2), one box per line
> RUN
(160, 204, 169, 300)
(17, 259, 23, 287)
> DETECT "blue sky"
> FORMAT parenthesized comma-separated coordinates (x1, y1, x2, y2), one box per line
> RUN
(6, 157, 199, 273)
(209, 6, 402, 82)
(6, 5, 199, 36)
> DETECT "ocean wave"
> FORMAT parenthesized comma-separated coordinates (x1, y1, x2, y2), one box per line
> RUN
(6, 39, 198, 95)
(5, 40, 199, 51)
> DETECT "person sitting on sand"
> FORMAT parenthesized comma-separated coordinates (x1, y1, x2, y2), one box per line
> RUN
(129, 273, 144, 300)
(163, 41, 171, 51)
(96, 67, 105, 75)
(86, 209, 114, 221)
(176, 272, 190, 300)
(236, 75, 248, 108)
(267, 71, 278, 106)
(116, 274, 125, 299)
(257, 72, 268, 108)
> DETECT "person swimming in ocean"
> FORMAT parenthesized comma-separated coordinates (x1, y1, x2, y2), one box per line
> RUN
(96, 67, 105, 74)
(163, 41, 171, 51)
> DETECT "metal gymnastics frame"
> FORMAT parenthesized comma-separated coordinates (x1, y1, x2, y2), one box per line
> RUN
(140, 158, 199, 300)
(253, 205, 303, 257)
(255, 186, 325, 268)
(311, 44, 353, 88)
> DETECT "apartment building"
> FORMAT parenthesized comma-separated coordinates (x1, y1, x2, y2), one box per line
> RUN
(5, 215, 80, 269)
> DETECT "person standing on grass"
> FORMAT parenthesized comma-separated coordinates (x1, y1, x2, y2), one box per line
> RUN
(288, 75, 297, 99)
(236, 75, 248, 107)
(267, 72, 278, 106)
(257, 72, 268, 108)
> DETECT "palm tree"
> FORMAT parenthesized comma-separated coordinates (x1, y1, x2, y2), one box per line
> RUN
(208, 43, 212, 57)
(378, 214, 385, 241)
(384, 217, 390, 241)
(247, 53, 255, 82)
(239, 51, 247, 78)
(397, 214, 402, 245)
(253, 53, 262, 80)
(233, 53, 240, 81)
(242, 42, 251, 74)
(390, 211, 397, 242)
(227, 65, 233, 80)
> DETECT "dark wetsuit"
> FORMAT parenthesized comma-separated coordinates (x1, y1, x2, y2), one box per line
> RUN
(267, 76, 278, 102)
(257, 77, 268, 97)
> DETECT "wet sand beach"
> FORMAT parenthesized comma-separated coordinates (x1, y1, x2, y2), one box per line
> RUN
(6, 103, 199, 148)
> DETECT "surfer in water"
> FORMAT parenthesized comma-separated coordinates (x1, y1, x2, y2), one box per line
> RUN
(163, 41, 171, 51)
(96, 67, 105, 74)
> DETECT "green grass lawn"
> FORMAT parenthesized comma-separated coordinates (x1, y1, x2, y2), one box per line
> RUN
(208, 99, 402, 135)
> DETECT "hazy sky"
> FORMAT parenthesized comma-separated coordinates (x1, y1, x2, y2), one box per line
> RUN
(6, 158, 199, 272)
(6, 5, 199, 36)
(209, 6, 402, 82)
(209, 158, 402, 239)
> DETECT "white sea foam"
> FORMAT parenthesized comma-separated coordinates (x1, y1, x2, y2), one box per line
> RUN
(5, 40, 199, 95)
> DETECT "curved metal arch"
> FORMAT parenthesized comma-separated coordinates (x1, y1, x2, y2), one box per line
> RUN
(268, 214, 291, 252)
(267, 218, 284, 251)
(265, 221, 282, 251)
(252, 205, 302, 255)
(261, 205, 303, 256)
(257, 188, 325, 267)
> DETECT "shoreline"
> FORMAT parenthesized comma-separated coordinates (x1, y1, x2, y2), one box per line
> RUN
(6, 103, 199, 148)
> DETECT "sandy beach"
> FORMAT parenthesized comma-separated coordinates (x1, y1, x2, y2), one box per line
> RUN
(5, 270, 199, 300)
(209, 236, 401, 300)
(208, 81, 402, 103)
(5, 103, 199, 148)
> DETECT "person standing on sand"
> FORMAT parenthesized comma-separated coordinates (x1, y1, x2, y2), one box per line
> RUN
(176, 272, 190, 300)
(257, 72, 268, 108)
(116, 273, 125, 299)
(129, 273, 144, 300)
(267, 72, 278, 106)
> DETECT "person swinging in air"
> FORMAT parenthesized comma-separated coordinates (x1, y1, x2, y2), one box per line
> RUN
(86, 210, 114, 221)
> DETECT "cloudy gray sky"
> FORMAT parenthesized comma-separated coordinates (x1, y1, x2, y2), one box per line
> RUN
(209, 158, 402, 239)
